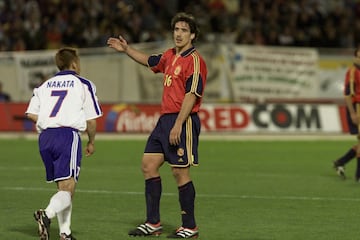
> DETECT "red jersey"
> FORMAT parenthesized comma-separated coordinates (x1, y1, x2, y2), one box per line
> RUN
(148, 47, 207, 114)
(344, 65, 360, 103)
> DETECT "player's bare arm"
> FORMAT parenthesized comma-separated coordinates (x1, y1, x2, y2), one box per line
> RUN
(345, 95, 359, 124)
(107, 35, 149, 66)
(26, 113, 38, 123)
(85, 119, 97, 156)
(169, 92, 197, 146)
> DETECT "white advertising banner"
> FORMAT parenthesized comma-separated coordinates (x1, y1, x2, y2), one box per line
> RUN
(199, 103, 341, 133)
(317, 58, 349, 99)
(229, 46, 319, 101)
(6, 44, 344, 103)
(13, 50, 58, 100)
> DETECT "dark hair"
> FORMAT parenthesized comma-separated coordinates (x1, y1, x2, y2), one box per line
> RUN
(171, 12, 199, 43)
(55, 47, 79, 70)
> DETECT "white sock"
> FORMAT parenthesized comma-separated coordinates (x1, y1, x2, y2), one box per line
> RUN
(45, 191, 71, 219)
(58, 203, 72, 235)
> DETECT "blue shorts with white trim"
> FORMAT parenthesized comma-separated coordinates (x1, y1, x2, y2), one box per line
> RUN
(39, 127, 82, 182)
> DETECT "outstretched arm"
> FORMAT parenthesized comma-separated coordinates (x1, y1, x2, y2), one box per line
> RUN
(107, 35, 149, 66)
(345, 95, 358, 125)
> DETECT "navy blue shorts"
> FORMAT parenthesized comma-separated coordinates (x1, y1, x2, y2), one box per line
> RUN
(38, 127, 82, 182)
(144, 113, 201, 167)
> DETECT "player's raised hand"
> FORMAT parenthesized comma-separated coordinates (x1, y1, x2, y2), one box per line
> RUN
(107, 35, 128, 52)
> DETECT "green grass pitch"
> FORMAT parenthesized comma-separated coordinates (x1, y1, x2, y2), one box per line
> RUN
(0, 137, 359, 239)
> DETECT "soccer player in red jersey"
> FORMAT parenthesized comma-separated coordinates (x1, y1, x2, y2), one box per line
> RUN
(107, 12, 207, 238)
(333, 47, 360, 181)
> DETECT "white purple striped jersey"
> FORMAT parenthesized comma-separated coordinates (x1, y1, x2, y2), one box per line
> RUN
(26, 70, 102, 132)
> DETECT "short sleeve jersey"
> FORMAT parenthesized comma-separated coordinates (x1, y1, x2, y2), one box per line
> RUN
(26, 70, 102, 132)
(148, 47, 207, 114)
(344, 65, 360, 103)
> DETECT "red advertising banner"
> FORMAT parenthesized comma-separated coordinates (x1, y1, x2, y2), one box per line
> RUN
(0, 103, 32, 131)
(100, 103, 161, 132)
(0, 103, 162, 133)
(0, 103, 348, 133)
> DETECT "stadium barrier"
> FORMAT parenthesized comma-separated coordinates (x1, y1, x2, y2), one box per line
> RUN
(0, 44, 353, 103)
(0, 102, 347, 134)
(0, 44, 353, 134)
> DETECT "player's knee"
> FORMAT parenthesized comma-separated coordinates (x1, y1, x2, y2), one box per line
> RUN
(171, 167, 190, 184)
(57, 178, 76, 196)
(141, 161, 159, 177)
(141, 162, 150, 174)
(141, 155, 163, 176)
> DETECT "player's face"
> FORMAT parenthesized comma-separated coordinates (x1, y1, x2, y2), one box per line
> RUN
(173, 21, 194, 51)
(356, 50, 360, 58)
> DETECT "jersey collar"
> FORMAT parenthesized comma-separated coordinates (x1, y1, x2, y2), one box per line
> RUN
(173, 46, 196, 57)
(55, 70, 77, 76)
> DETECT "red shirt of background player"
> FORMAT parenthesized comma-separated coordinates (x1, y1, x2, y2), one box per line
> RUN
(344, 64, 360, 103)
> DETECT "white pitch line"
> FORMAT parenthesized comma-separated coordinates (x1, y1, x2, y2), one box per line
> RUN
(2, 186, 360, 202)
(0, 166, 43, 171)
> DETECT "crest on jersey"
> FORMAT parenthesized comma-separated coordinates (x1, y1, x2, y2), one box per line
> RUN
(174, 66, 181, 75)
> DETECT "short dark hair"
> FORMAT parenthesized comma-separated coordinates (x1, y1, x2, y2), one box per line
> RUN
(55, 47, 79, 70)
(171, 12, 199, 43)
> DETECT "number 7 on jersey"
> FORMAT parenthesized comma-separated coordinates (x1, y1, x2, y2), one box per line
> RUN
(50, 90, 68, 117)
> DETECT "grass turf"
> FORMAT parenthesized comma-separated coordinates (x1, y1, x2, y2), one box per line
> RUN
(0, 137, 359, 239)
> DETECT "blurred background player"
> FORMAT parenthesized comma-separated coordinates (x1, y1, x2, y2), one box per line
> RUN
(107, 12, 207, 238)
(0, 81, 11, 102)
(26, 47, 102, 240)
(333, 47, 360, 181)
